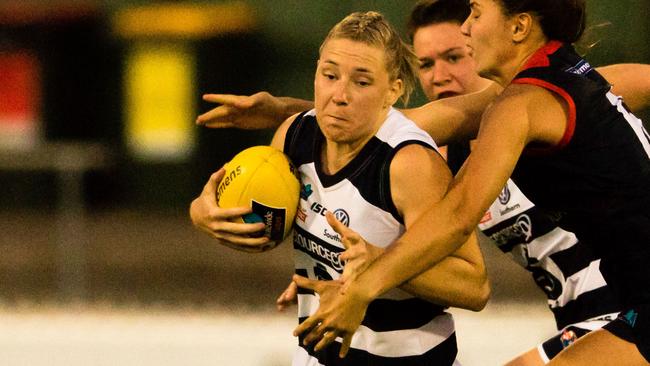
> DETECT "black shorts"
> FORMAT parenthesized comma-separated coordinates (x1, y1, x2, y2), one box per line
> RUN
(603, 305, 650, 362)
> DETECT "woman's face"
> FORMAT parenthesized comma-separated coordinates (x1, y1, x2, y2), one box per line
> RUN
(461, 0, 516, 81)
(314, 38, 401, 144)
(413, 21, 485, 101)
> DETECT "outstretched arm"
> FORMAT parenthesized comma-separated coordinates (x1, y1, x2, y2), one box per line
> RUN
(196, 92, 313, 129)
(596, 63, 650, 112)
(194, 86, 501, 144)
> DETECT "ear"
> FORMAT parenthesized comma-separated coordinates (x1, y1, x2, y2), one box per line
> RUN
(385, 78, 404, 108)
(511, 12, 534, 43)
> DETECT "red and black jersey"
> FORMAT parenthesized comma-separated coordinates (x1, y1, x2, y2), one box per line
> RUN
(510, 41, 650, 307)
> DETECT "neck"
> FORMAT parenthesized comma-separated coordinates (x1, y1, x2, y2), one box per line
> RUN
(488, 38, 549, 87)
(321, 108, 389, 174)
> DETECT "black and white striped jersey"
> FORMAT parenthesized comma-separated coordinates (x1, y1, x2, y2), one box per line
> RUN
(284, 108, 459, 366)
(478, 179, 620, 329)
(510, 41, 650, 308)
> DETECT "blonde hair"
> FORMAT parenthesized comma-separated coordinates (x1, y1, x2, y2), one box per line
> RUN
(319, 11, 418, 106)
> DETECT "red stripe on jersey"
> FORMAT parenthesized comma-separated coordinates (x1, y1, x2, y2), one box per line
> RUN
(512, 77, 577, 150)
(519, 41, 563, 71)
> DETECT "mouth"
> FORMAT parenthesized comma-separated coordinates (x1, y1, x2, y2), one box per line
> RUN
(327, 114, 347, 122)
(437, 91, 459, 99)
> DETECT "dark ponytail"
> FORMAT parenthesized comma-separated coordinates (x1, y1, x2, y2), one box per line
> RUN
(499, 0, 586, 44)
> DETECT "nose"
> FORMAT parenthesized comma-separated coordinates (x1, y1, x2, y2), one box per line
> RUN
(432, 63, 451, 86)
(332, 79, 349, 105)
(460, 16, 471, 36)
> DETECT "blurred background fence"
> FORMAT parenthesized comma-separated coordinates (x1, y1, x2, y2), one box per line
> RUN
(0, 0, 648, 364)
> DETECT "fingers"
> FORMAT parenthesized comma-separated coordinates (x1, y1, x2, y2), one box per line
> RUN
(325, 212, 350, 241)
(325, 212, 362, 251)
(196, 105, 236, 127)
(313, 330, 339, 352)
(292, 274, 319, 292)
(202, 93, 251, 109)
(339, 334, 353, 358)
(276, 281, 298, 311)
(203, 169, 224, 195)
(293, 313, 320, 338)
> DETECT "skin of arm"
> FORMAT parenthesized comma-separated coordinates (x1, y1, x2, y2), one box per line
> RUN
(293, 84, 569, 356)
(196, 92, 313, 129)
(388, 143, 489, 311)
(596, 64, 650, 112)
(194, 63, 648, 137)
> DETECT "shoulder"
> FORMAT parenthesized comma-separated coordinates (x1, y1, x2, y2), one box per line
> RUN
(378, 108, 438, 149)
(270, 111, 312, 151)
(390, 143, 450, 190)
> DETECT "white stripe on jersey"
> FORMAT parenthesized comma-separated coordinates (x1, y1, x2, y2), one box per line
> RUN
(549, 259, 608, 308)
(526, 226, 578, 259)
(607, 92, 650, 158)
(350, 313, 454, 357)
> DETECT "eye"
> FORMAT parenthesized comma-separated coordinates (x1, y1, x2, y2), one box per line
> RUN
(356, 80, 371, 87)
(323, 72, 336, 80)
(447, 54, 462, 64)
(419, 60, 434, 70)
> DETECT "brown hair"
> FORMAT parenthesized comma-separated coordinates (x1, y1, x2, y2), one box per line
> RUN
(407, 0, 470, 41)
(497, 0, 586, 44)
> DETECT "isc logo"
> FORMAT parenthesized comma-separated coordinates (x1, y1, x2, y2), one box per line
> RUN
(310, 202, 350, 226)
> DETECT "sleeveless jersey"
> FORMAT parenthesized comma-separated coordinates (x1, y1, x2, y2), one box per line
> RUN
(478, 178, 620, 329)
(510, 41, 650, 307)
(284, 108, 458, 366)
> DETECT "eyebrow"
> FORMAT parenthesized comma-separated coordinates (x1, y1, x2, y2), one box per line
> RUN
(323, 59, 374, 74)
(418, 46, 465, 61)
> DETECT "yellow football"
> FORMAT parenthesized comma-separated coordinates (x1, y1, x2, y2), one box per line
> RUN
(216, 145, 300, 252)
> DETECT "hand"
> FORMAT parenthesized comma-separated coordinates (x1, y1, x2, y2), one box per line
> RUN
(196, 92, 286, 129)
(276, 280, 298, 311)
(325, 212, 383, 285)
(292, 274, 371, 358)
(189, 169, 271, 252)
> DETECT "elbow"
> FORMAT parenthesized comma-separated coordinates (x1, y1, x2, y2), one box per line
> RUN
(467, 276, 491, 312)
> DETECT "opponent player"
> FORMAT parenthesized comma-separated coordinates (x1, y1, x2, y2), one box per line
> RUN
(190, 11, 489, 365)
(409, 1, 621, 365)
(291, 1, 650, 364)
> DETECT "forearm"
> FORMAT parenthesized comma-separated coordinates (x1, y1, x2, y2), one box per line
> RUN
(356, 197, 474, 302)
(401, 82, 501, 145)
(277, 97, 314, 119)
(399, 253, 489, 311)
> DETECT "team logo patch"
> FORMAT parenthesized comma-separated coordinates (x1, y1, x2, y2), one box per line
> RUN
(332, 209, 350, 227)
(560, 329, 578, 348)
(621, 309, 638, 328)
(498, 184, 511, 205)
(300, 184, 313, 200)
(296, 207, 307, 222)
